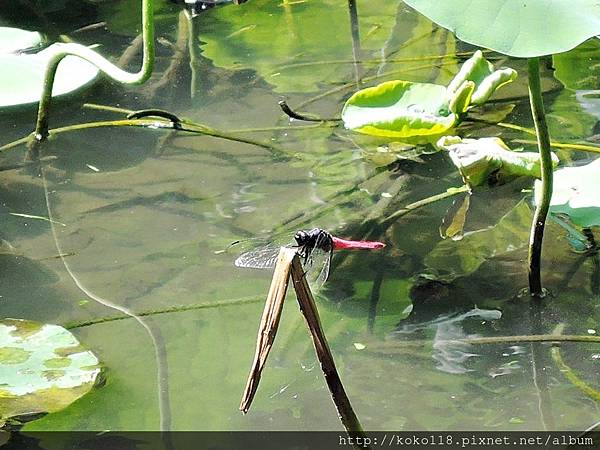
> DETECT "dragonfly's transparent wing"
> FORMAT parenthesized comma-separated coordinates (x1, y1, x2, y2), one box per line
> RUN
(313, 250, 331, 291)
(302, 247, 331, 291)
(234, 243, 286, 269)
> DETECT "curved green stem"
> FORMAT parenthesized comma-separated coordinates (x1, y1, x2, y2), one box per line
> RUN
(33, 0, 154, 141)
(527, 57, 554, 298)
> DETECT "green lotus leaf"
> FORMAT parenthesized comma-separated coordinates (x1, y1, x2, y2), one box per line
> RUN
(0, 27, 44, 54)
(342, 80, 457, 139)
(534, 158, 600, 227)
(553, 39, 600, 91)
(447, 50, 517, 107)
(437, 136, 559, 187)
(0, 319, 101, 424)
(0, 44, 99, 109)
(403, 0, 600, 58)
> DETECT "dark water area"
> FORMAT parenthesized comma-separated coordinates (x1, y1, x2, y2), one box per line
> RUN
(1, 0, 600, 433)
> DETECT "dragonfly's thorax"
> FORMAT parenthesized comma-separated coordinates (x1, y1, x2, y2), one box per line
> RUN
(294, 228, 333, 259)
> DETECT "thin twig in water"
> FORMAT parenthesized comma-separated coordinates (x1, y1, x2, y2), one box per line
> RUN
(0, 118, 291, 160)
(550, 324, 600, 403)
(9, 212, 66, 227)
(458, 335, 600, 344)
(278, 100, 342, 122)
(513, 139, 600, 155)
(379, 185, 469, 228)
(38, 159, 172, 430)
(64, 295, 263, 330)
(84, 102, 334, 133)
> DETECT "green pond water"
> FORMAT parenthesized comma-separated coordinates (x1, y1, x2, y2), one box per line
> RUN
(1, 0, 600, 433)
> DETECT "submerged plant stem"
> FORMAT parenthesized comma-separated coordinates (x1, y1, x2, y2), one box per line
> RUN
(380, 185, 469, 227)
(550, 325, 600, 403)
(464, 118, 600, 154)
(83, 102, 333, 133)
(65, 295, 263, 329)
(513, 139, 600, 155)
(527, 57, 554, 297)
(1, 118, 290, 159)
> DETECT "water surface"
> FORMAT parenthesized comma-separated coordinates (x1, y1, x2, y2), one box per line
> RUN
(1, 0, 600, 432)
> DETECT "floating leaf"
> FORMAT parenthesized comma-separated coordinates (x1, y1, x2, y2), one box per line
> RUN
(403, 0, 600, 58)
(437, 136, 559, 187)
(553, 39, 600, 91)
(342, 52, 515, 139)
(0, 43, 99, 109)
(0, 319, 101, 424)
(446, 50, 517, 109)
(0, 27, 44, 54)
(534, 158, 600, 228)
(342, 80, 456, 140)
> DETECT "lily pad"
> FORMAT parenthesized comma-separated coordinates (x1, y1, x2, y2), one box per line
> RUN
(0, 319, 101, 424)
(403, 0, 600, 58)
(0, 44, 99, 109)
(342, 51, 516, 139)
(553, 39, 600, 91)
(437, 136, 559, 187)
(534, 158, 600, 228)
(0, 27, 44, 54)
(342, 80, 456, 140)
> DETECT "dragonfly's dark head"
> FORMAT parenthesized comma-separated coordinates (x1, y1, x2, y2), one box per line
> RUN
(294, 230, 309, 246)
(295, 228, 333, 252)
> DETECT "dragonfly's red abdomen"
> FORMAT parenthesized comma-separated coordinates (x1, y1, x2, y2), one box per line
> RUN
(331, 237, 385, 250)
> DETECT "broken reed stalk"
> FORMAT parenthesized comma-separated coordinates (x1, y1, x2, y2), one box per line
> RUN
(289, 255, 366, 439)
(240, 247, 366, 445)
(240, 247, 295, 413)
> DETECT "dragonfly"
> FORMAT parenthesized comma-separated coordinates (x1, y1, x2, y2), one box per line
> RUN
(232, 228, 385, 287)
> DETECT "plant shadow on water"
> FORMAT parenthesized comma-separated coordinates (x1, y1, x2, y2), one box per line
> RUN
(0, 0, 599, 434)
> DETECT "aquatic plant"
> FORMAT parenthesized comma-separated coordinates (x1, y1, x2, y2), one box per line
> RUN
(30, 0, 154, 143)
(341, 50, 516, 141)
(0, 27, 99, 108)
(437, 136, 559, 188)
(0, 319, 101, 427)
(400, 0, 600, 296)
(534, 158, 600, 229)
